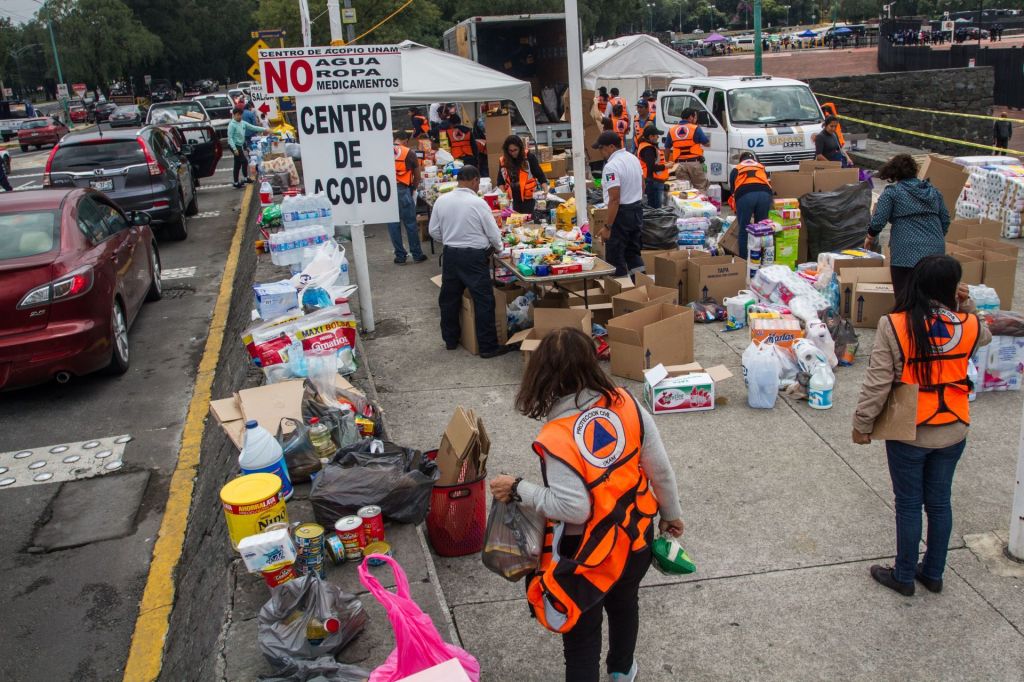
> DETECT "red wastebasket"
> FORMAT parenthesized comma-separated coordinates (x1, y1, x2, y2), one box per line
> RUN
(425, 449, 487, 557)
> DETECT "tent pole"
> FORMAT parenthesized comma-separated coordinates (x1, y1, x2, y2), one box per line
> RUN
(565, 0, 589, 228)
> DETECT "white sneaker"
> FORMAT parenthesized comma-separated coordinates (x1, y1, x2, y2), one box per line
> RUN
(608, 660, 638, 682)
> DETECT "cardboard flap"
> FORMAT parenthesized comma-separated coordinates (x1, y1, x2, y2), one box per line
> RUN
(210, 397, 243, 423)
(430, 274, 443, 288)
(507, 329, 533, 346)
(603, 276, 636, 296)
(870, 384, 919, 441)
(606, 320, 644, 345)
(238, 380, 306, 432)
(705, 365, 734, 382)
(644, 364, 670, 386)
(443, 406, 477, 457)
(634, 272, 657, 289)
(800, 159, 841, 172)
(856, 282, 895, 295)
(534, 307, 590, 334)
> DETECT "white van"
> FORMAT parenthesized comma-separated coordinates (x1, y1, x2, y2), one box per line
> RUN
(655, 75, 824, 184)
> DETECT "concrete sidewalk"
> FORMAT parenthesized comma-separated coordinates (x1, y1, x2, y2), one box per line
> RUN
(359, 225, 1024, 680)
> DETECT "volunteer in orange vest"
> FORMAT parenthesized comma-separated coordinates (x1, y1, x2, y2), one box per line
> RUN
(604, 103, 630, 148)
(631, 99, 656, 151)
(388, 130, 427, 265)
(608, 87, 627, 112)
(820, 102, 846, 148)
(441, 114, 479, 167)
(729, 151, 773, 258)
(853, 255, 991, 597)
(642, 88, 657, 114)
(490, 327, 684, 682)
(408, 107, 430, 139)
(637, 125, 670, 209)
(496, 134, 548, 215)
(666, 108, 710, 191)
(596, 86, 610, 115)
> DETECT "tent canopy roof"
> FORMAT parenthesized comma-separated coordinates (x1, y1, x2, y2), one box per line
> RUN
(392, 40, 536, 133)
(582, 34, 708, 87)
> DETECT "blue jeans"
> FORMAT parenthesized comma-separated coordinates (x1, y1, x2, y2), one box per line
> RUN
(735, 191, 772, 258)
(645, 179, 664, 209)
(885, 439, 966, 583)
(387, 185, 423, 261)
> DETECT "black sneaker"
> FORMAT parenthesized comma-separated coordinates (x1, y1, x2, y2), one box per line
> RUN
(244, 177, 254, 184)
(870, 564, 915, 596)
(394, 257, 407, 265)
(479, 345, 511, 359)
(412, 254, 428, 263)
(915, 563, 943, 593)
(445, 342, 458, 351)
(232, 182, 243, 189)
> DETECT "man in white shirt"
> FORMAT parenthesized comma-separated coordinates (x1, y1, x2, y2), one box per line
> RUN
(428, 165, 509, 358)
(593, 131, 645, 276)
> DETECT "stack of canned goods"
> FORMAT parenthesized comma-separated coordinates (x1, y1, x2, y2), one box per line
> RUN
(333, 505, 391, 565)
(294, 523, 326, 578)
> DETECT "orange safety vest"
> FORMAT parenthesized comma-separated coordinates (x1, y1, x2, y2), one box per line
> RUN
(596, 95, 609, 115)
(888, 309, 980, 427)
(610, 96, 627, 111)
(394, 144, 413, 186)
(727, 161, 771, 210)
(637, 141, 669, 182)
(446, 126, 474, 159)
(499, 155, 538, 201)
(820, 102, 845, 147)
(669, 123, 704, 161)
(611, 113, 629, 146)
(632, 113, 656, 147)
(411, 114, 429, 136)
(526, 388, 658, 634)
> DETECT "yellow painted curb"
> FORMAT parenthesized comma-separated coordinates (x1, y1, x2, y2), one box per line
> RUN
(122, 185, 254, 682)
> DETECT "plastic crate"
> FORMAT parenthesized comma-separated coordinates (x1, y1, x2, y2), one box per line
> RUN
(424, 450, 487, 557)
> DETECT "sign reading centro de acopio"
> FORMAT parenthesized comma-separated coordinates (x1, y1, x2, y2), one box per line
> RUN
(257, 45, 401, 97)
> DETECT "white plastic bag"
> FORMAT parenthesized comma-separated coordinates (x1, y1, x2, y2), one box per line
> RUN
(434, 148, 454, 165)
(291, 239, 345, 300)
(805, 320, 838, 368)
(743, 341, 780, 409)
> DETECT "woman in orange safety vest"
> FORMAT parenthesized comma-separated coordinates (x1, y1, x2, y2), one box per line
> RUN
(496, 134, 548, 215)
(853, 255, 991, 597)
(729, 151, 773, 258)
(489, 327, 684, 682)
(636, 125, 669, 208)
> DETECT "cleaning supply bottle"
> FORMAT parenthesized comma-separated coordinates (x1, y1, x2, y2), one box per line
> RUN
(808, 366, 835, 410)
(239, 420, 293, 499)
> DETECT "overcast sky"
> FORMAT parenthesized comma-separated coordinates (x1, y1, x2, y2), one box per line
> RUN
(2, 0, 42, 25)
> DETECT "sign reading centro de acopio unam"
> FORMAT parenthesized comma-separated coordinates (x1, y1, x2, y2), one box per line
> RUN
(257, 45, 401, 97)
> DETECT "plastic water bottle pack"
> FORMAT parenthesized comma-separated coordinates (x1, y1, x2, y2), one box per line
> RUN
(282, 193, 334, 231)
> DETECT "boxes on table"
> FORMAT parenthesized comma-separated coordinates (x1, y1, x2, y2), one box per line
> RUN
(607, 304, 694, 381)
(643, 363, 733, 415)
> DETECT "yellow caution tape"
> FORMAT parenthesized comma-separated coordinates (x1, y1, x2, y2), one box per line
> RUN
(838, 113, 1013, 155)
(816, 92, 1011, 123)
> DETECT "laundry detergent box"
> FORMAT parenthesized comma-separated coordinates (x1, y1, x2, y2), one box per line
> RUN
(643, 363, 733, 415)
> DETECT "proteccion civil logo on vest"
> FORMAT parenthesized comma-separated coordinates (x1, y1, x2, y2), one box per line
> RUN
(929, 309, 963, 354)
(573, 407, 625, 468)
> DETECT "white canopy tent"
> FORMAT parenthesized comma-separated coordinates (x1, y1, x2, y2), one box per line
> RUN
(392, 40, 537, 134)
(582, 34, 708, 109)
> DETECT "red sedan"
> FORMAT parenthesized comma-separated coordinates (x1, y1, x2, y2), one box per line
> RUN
(0, 188, 162, 391)
(17, 117, 69, 152)
(69, 102, 89, 124)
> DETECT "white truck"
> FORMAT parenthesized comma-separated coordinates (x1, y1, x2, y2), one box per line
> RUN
(655, 75, 824, 184)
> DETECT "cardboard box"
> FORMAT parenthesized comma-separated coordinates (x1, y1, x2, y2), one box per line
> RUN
(643, 363, 733, 415)
(718, 221, 740, 256)
(853, 280, 895, 328)
(686, 255, 746, 304)
(654, 250, 706, 299)
(417, 214, 430, 242)
(484, 114, 512, 156)
(210, 397, 247, 449)
(771, 172, 814, 200)
(813, 168, 860, 192)
(950, 252, 984, 285)
(589, 206, 609, 233)
(399, 659, 473, 682)
(571, 295, 614, 325)
(535, 144, 553, 163)
(602, 275, 636, 297)
(958, 238, 1018, 306)
(918, 154, 969, 216)
(839, 267, 892, 318)
(238, 380, 307, 436)
(507, 307, 593, 357)
(800, 160, 841, 172)
(642, 248, 676, 274)
(547, 154, 568, 179)
(431, 276, 523, 354)
(436, 406, 490, 485)
(830, 252, 887, 276)
(946, 218, 1002, 243)
(611, 282, 678, 317)
(607, 304, 694, 381)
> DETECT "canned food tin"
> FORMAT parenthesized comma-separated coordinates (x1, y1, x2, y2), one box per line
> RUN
(221, 473, 288, 550)
(261, 561, 298, 588)
(363, 541, 392, 566)
(357, 505, 385, 545)
(334, 515, 364, 560)
(325, 534, 346, 565)
(295, 523, 325, 555)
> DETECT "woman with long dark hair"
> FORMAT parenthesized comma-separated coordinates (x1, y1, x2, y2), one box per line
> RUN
(496, 134, 548, 215)
(864, 154, 950, 298)
(852, 255, 990, 596)
(489, 327, 684, 682)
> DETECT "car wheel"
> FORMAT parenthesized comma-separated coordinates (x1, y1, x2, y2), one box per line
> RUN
(145, 244, 163, 302)
(20, 145, 28, 153)
(163, 195, 188, 241)
(105, 300, 130, 375)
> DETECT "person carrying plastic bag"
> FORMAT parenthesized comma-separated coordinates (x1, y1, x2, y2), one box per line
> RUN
(488, 327, 685, 682)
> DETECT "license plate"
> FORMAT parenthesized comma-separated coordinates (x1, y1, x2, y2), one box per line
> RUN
(90, 179, 113, 191)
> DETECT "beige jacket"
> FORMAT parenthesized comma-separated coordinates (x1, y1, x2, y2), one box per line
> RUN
(853, 299, 991, 449)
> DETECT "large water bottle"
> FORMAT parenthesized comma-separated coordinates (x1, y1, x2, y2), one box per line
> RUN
(239, 420, 293, 500)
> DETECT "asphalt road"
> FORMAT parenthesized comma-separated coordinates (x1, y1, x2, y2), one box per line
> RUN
(0, 153, 246, 680)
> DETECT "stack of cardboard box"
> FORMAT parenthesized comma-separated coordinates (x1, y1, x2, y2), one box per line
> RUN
(484, 113, 512, 184)
(430, 276, 526, 355)
(436, 406, 490, 486)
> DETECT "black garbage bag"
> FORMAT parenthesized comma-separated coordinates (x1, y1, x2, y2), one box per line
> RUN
(642, 207, 679, 249)
(799, 182, 871, 261)
(310, 439, 438, 528)
(258, 572, 367, 672)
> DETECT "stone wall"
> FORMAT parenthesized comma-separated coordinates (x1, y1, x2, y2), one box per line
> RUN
(806, 67, 995, 157)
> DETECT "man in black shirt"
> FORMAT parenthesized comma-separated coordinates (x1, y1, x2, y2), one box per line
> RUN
(994, 114, 1013, 156)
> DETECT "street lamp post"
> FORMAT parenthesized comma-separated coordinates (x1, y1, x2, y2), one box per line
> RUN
(754, 0, 763, 75)
(647, 2, 657, 33)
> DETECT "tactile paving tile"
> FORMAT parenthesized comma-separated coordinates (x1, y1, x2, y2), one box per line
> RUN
(0, 435, 132, 490)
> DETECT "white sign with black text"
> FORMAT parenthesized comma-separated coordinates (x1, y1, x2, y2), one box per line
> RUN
(258, 45, 401, 97)
(298, 93, 397, 225)
(248, 84, 279, 124)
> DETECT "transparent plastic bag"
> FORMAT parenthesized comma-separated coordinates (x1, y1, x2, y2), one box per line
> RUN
(276, 417, 322, 484)
(743, 340, 780, 409)
(481, 499, 544, 582)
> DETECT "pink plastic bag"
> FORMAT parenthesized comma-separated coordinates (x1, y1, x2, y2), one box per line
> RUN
(359, 554, 481, 682)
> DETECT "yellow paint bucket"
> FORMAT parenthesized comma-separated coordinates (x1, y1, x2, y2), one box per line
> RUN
(221, 473, 288, 549)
